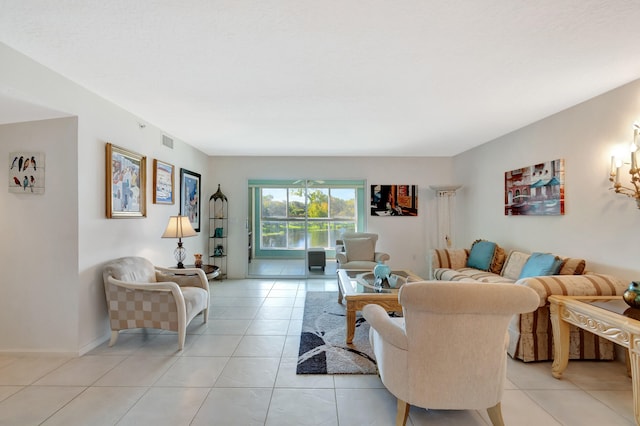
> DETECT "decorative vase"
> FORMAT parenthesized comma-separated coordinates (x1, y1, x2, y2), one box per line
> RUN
(624, 281, 640, 308)
(194, 253, 203, 268)
(373, 263, 391, 281)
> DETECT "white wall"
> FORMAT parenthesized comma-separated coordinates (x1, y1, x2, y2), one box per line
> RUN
(0, 42, 211, 354)
(454, 78, 640, 282)
(0, 118, 79, 352)
(209, 156, 454, 279)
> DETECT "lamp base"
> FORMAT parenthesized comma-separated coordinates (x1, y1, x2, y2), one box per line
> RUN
(174, 242, 186, 269)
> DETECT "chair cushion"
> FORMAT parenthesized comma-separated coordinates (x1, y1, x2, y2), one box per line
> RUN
(344, 238, 375, 261)
(103, 256, 157, 283)
(519, 252, 564, 279)
(466, 240, 497, 271)
(181, 287, 208, 317)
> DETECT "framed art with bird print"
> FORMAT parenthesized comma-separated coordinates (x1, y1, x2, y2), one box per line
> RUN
(9, 152, 45, 194)
(105, 142, 147, 218)
(180, 168, 201, 232)
(153, 159, 174, 204)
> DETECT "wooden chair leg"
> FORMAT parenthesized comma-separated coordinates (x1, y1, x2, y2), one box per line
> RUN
(395, 399, 410, 426)
(487, 402, 505, 426)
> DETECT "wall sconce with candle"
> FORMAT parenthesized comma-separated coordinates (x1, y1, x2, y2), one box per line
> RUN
(610, 123, 640, 208)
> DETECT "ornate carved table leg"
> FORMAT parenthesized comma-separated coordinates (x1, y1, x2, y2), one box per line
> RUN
(629, 337, 640, 425)
(549, 301, 570, 379)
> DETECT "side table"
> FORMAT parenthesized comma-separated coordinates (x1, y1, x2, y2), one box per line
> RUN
(172, 264, 219, 280)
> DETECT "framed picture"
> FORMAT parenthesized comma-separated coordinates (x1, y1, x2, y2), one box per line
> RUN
(505, 158, 565, 216)
(153, 159, 175, 204)
(105, 142, 146, 218)
(9, 152, 45, 194)
(180, 168, 201, 232)
(370, 184, 418, 216)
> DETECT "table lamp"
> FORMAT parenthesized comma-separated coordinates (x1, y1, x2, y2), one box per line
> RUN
(161, 215, 197, 268)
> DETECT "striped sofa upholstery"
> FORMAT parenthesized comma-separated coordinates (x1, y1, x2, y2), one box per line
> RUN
(429, 248, 627, 362)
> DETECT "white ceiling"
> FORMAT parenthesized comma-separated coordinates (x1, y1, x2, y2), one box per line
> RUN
(1, 0, 640, 157)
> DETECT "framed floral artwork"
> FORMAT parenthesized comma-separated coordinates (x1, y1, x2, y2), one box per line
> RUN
(105, 143, 146, 218)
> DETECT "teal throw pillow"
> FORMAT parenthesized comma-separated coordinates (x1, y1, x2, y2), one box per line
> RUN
(518, 252, 564, 279)
(466, 241, 497, 271)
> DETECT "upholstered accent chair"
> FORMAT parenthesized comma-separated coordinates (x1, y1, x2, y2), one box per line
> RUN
(363, 281, 539, 426)
(102, 256, 210, 350)
(336, 232, 390, 269)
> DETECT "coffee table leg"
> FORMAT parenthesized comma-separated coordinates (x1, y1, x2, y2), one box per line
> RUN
(549, 301, 570, 379)
(628, 344, 640, 425)
(346, 302, 356, 344)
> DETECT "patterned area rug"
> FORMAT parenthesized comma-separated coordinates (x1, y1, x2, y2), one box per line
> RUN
(297, 291, 377, 374)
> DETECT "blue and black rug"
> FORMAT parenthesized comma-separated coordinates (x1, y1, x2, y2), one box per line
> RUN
(297, 291, 377, 374)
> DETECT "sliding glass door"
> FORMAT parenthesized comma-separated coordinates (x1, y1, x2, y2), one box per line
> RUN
(248, 179, 365, 278)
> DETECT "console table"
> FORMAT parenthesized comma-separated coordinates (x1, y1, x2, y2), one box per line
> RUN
(549, 295, 640, 425)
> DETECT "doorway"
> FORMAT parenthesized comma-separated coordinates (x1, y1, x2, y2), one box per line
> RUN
(247, 179, 365, 278)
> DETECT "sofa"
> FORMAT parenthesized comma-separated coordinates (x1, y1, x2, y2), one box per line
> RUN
(429, 241, 628, 362)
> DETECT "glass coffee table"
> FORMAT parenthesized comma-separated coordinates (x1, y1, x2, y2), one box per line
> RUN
(337, 268, 422, 344)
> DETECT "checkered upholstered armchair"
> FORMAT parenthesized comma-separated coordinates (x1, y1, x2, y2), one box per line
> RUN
(102, 256, 210, 350)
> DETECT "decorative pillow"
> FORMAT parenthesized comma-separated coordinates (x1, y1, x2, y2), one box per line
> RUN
(156, 272, 201, 288)
(518, 252, 564, 279)
(344, 238, 375, 262)
(501, 251, 531, 280)
(558, 257, 586, 275)
(466, 240, 497, 271)
(489, 245, 507, 275)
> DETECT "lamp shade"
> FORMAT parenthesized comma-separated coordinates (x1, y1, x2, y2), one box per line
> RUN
(161, 215, 197, 239)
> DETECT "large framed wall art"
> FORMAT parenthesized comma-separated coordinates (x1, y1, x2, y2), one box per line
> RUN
(370, 184, 418, 216)
(180, 168, 201, 232)
(505, 158, 565, 216)
(105, 143, 147, 218)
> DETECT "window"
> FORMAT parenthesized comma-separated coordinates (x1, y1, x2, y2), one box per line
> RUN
(250, 180, 365, 257)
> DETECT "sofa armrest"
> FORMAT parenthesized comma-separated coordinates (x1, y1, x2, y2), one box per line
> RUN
(428, 248, 469, 279)
(107, 276, 185, 307)
(336, 252, 348, 264)
(363, 304, 407, 350)
(515, 273, 627, 308)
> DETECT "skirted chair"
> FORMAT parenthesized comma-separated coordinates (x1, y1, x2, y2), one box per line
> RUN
(363, 281, 539, 426)
(336, 232, 390, 269)
(102, 256, 210, 350)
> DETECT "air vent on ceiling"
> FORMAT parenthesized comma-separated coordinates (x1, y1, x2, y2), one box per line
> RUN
(162, 135, 174, 149)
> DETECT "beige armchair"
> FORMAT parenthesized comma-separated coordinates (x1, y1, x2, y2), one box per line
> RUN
(336, 232, 390, 269)
(102, 256, 210, 350)
(363, 281, 539, 426)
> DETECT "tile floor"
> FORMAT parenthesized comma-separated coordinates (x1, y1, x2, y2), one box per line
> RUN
(248, 258, 338, 278)
(0, 278, 635, 425)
